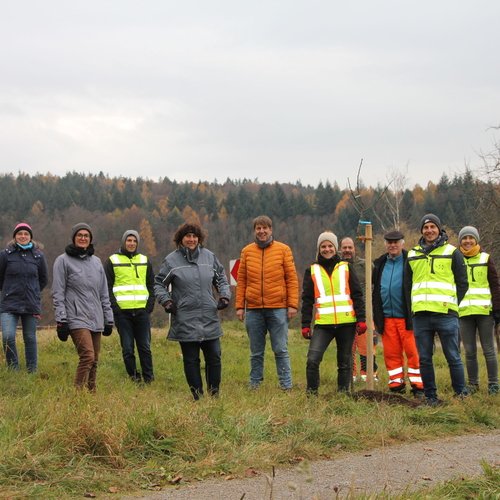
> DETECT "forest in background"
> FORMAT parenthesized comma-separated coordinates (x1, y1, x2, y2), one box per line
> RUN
(0, 165, 498, 326)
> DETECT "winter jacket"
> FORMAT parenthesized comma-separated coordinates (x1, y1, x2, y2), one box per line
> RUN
(154, 246, 231, 342)
(301, 254, 365, 328)
(52, 250, 113, 331)
(0, 242, 48, 315)
(372, 250, 413, 333)
(235, 240, 299, 310)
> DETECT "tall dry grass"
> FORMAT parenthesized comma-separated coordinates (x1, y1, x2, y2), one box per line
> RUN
(0, 322, 498, 498)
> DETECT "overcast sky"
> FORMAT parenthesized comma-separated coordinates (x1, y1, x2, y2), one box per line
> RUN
(1, 1, 499, 189)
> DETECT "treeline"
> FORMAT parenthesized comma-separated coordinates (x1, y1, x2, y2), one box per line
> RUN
(0, 170, 498, 326)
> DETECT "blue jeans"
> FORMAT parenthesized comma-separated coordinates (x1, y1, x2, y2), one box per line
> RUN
(245, 308, 292, 389)
(1, 312, 38, 372)
(115, 309, 154, 382)
(413, 314, 466, 398)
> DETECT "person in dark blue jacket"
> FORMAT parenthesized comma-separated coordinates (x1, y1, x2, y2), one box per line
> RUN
(0, 223, 48, 372)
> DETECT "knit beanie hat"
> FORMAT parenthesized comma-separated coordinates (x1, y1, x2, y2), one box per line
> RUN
(13, 222, 33, 239)
(420, 213, 441, 232)
(121, 229, 140, 247)
(71, 222, 93, 243)
(458, 226, 480, 243)
(317, 231, 338, 255)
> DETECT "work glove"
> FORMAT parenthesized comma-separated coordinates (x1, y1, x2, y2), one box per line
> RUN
(356, 321, 367, 334)
(217, 297, 230, 310)
(56, 322, 70, 342)
(301, 327, 312, 340)
(163, 300, 176, 315)
(103, 324, 113, 336)
(493, 310, 500, 326)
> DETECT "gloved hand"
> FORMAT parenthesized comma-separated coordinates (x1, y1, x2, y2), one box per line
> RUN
(301, 327, 312, 340)
(493, 310, 500, 326)
(163, 300, 176, 315)
(356, 321, 367, 334)
(103, 324, 113, 336)
(56, 322, 70, 342)
(217, 297, 230, 310)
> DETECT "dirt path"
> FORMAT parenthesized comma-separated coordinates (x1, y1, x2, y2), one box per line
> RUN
(124, 430, 500, 499)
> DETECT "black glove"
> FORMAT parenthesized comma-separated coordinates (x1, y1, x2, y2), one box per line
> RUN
(103, 324, 113, 336)
(217, 297, 230, 310)
(56, 322, 70, 342)
(493, 310, 500, 326)
(163, 300, 176, 315)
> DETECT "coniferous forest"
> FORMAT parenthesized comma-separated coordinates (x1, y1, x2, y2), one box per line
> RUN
(0, 169, 498, 326)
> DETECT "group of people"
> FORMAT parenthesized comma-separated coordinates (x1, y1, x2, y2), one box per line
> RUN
(0, 213, 498, 404)
(235, 213, 499, 405)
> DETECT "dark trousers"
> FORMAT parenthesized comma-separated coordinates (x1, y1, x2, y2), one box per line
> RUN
(179, 338, 221, 400)
(115, 309, 154, 382)
(306, 324, 356, 393)
(70, 328, 101, 391)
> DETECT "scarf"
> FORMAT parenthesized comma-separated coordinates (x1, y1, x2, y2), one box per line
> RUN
(65, 243, 95, 258)
(460, 244, 480, 258)
(16, 242, 33, 250)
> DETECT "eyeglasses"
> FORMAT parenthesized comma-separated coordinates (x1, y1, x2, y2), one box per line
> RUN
(76, 233, 90, 239)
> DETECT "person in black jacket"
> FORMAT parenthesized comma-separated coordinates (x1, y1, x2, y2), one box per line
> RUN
(0, 222, 48, 372)
(301, 231, 366, 394)
(372, 230, 423, 397)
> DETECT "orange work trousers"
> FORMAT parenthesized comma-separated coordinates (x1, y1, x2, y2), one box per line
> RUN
(381, 317, 423, 391)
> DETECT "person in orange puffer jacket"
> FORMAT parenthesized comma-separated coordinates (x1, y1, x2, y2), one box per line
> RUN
(236, 215, 299, 390)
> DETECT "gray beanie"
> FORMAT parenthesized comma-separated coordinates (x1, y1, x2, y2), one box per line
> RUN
(71, 222, 93, 243)
(121, 229, 140, 247)
(458, 226, 480, 243)
(420, 213, 441, 232)
(317, 231, 338, 255)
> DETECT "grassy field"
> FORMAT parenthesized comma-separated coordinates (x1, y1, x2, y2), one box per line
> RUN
(0, 322, 498, 498)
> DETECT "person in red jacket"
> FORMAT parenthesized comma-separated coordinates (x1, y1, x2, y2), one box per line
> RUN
(236, 215, 299, 390)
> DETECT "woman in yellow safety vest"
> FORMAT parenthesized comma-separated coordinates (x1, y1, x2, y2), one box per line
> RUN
(458, 226, 500, 395)
(301, 231, 366, 395)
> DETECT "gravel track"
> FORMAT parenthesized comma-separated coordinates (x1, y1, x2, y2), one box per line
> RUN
(125, 430, 500, 499)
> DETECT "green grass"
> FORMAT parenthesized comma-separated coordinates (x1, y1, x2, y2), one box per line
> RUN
(0, 322, 498, 498)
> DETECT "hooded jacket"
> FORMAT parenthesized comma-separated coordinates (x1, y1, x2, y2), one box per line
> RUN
(154, 245, 231, 342)
(0, 242, 48, 315)
(52, 248, 113, 331)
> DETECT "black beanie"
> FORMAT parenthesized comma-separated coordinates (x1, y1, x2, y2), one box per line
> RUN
(420, 213, 441, 233)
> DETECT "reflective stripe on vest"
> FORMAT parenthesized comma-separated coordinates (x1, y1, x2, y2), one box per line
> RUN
(459, 252, 492, 316)
(311, 262, 356, 325)
(408, 243, 459, 314)
(110, 253, 149, 309)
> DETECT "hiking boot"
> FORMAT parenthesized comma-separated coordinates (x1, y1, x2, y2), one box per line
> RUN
(454, 387, 471, 399)
(488, 383, 499, 395)
(467, 384, 479, 394)
(412, 389, 425, 400)
(425, 397, 445, 407)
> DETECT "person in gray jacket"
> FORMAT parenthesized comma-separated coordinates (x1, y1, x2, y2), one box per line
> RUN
(154, 222, 231, 400)
(52, 223, 114, 391)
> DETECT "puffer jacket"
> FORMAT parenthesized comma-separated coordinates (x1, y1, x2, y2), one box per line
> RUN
(154, 246, 231, 342)
(52, 251, 113, 331)
(235, 240, 299, 310)
(0, 242, 48, 315)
